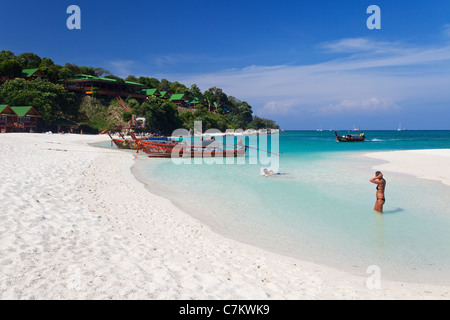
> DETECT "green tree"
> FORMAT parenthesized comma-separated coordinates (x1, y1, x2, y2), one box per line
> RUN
(39, 57, 55, 67)
(158, 78, 171, 92)
(17, 52, 42, 69)
(144, 97, 181, 134)
(0, 50, 16, 62)
(250, 116, 279, 129)
(79, 66, 96, 76)
(187, 84, 202, 101)
(0, 78, 78, 125)
(40, 64, 62, 82)
(169, 81, 188, 95)
(138, 77, 159, 88)
(63, 63, 81, 75)
(125, 75, 139, 83)
(58, 68, 74, 80)
(180, 110, 195, 129)
(202, 90, 215, 111)
(0, 59, 22, 78)
(94, 67, 111, 77)
(207, 87, 228, 108)
(122, 111, 132, 123)
(125, 98, 140, 115)
(237, 101, 253, 124)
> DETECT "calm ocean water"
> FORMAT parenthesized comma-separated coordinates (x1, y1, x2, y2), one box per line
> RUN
(116, 130, 450, 284)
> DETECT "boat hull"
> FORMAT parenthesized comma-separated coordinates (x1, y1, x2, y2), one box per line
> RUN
(141, 143, 246, 158)
(334, 131, 366, 142)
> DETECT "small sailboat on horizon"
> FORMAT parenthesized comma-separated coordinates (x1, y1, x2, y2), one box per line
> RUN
(397, 122, 407, 131)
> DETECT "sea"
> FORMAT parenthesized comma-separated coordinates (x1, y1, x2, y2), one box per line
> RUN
(100, 130, 450, 284)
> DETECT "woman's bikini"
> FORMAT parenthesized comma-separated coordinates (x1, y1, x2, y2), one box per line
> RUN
(376, 179, 386, 202)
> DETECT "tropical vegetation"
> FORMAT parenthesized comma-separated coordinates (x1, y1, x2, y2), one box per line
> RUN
(0, 50, 279, 134)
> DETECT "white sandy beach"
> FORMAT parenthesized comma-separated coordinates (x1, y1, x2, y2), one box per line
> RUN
(364, 149, 450, 187)
(1, 133, 449, 300)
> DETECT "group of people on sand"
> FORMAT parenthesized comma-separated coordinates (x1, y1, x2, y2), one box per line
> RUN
(262, 168, 387, 213)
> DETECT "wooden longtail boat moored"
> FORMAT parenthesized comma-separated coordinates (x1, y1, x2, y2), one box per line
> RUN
(129, 132, 247, 158)
(141, 142, 247, 158)
(334, 131, 366, 142)
(108, 132, 140, 150)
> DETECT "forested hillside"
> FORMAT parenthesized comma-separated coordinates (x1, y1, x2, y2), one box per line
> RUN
(0, 50, 279, 133)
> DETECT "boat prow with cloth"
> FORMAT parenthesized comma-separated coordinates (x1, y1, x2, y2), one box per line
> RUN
(108, 132, 141, 150)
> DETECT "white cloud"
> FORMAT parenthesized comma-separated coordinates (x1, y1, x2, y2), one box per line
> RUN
(151, 54, 198, 68)
(177, 37, 450, 119)
(316, 98, 400, 116)
(108, 59, 136, 78)
(260, 100, 298, 116)
(319, 37, 402, 54)
(107, 34, 450, 128)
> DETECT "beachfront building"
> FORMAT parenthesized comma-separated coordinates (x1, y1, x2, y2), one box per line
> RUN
(0, 105, 41, 132)
(11, 106, 41, 132)
(0, 105, 17, 133)
(169, 93, 187, 108)
(51, 118, 78, 133)
(59, 74, 147, 100)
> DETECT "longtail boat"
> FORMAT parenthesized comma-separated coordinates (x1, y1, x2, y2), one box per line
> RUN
(129, 132, 247, 158)
(108, 132, 140, 150)
(334, 131, 366, 142)
(142, 142, 247, 158)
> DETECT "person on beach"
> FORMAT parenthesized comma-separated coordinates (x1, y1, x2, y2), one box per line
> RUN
(370, 171, 386, 212)
(262, 168, 283, 177)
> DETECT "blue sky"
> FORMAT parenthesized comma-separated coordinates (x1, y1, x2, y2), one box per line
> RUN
(1, 0, 450, 130)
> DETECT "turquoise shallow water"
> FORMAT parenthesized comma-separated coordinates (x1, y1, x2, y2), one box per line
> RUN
(113, 131, 450, 284)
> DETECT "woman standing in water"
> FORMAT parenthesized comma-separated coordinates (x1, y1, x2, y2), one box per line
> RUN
(370, 171, 386, 213)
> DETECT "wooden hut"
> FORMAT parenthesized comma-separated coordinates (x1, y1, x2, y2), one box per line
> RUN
(10, 106, 41, 132)
(0, 105, 18, 133)
(159, 91, 170, 99)
(60, 74, 147, 100)
(143, 88, 161, 100)
(51, 118, 78, 133)
(186, 97, 203, 109)
(20, 69, 46, 81)
(169, 93, 187, 107)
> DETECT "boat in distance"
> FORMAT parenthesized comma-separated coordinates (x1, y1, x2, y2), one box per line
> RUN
(334, 130, 366, 142)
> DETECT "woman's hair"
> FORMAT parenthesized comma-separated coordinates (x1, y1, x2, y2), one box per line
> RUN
(375, 171, 382, 176)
